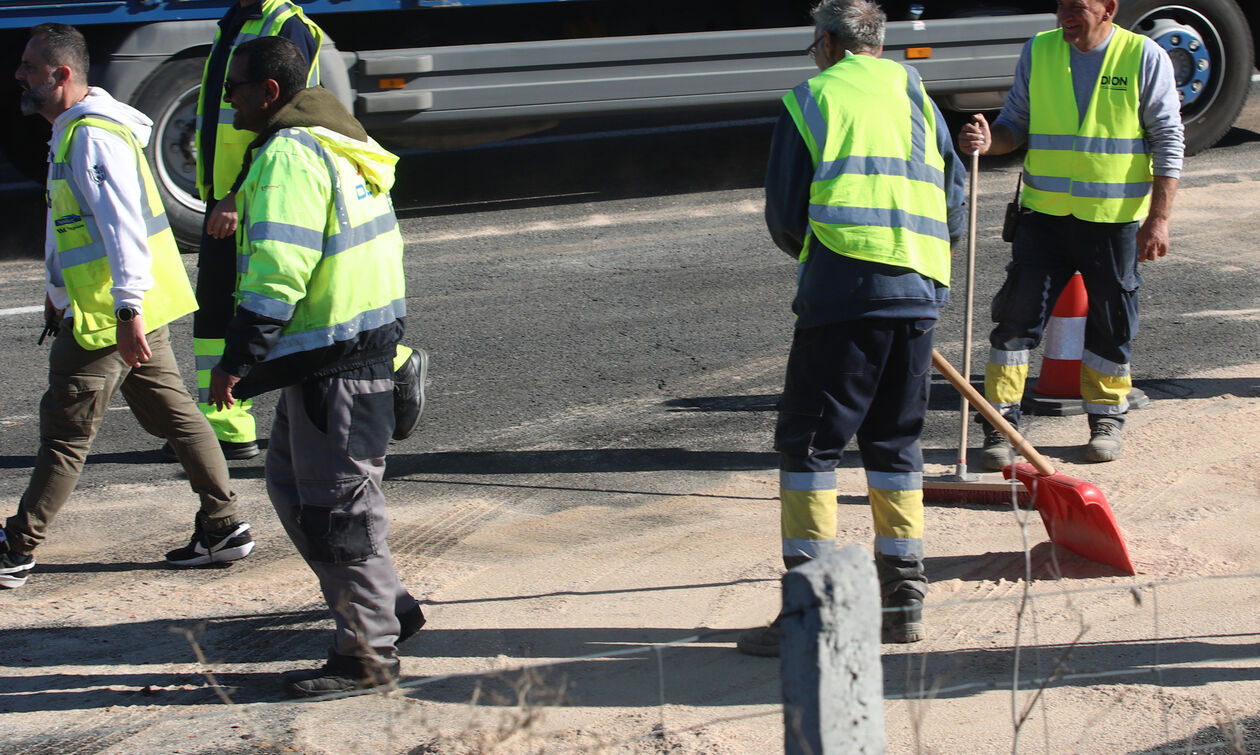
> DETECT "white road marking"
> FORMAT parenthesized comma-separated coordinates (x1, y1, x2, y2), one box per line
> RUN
(0, 305, 43, 317)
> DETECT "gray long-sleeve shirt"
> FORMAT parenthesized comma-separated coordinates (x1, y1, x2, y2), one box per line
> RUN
(992, 27, 1185, 177)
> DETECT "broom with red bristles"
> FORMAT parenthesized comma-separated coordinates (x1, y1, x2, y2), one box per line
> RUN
(924, 150, 1030, 506)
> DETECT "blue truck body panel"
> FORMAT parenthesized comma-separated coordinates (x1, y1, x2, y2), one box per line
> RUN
(0, 0, 585, 29)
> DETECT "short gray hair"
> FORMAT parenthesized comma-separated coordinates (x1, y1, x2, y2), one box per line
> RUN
(30, 23, 90, 83)
(811, 0, 886, 54)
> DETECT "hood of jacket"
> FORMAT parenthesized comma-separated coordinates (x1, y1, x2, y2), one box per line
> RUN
(246, 87, 397, 194)
(50, 86, 154, 151)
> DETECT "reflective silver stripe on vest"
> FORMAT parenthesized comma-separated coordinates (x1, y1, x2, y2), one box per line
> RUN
(792, 82, 829, 158)
(250, 221, 324, 251)
(264, 298, 407, 360)
(815, 155, 944, 186)
(251, 128, 401, 257)
(1023, 172, 1152, 199)
(239, 290, 297, 321)
(904, 64, 927, 164)
(261, 2, 320, 86)
(249, 212, 399, 257)
(1028, 133, 1150, 154)
(195, 354, 221, 372)
(809, 204, 950, 241)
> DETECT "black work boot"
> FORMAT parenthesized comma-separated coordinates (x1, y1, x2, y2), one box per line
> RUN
(284, 651, 401, 698)
(736, 616, 782, 657)
(1085, 414, 1124, 462)
(882, 587, 926, 644)
(392, 348, 428, 442)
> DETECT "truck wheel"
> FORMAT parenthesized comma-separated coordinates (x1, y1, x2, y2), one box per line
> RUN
(131, 57, 207, 253)
(1117, 0, 1254, 155)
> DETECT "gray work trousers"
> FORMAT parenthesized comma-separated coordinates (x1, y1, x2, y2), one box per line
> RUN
(267, 374, 413, 665)
(5, 321, 240, 554)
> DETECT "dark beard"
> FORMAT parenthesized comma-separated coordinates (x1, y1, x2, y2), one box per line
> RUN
(19, 82, 53, 116)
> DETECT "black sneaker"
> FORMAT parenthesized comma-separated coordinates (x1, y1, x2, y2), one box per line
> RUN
(398, 604, 427, 644)
(160, 439, 260, 463)
(165, 521, 255, 566)
(284, 654, 400, 698)
(736, 617, 781, 657)
(882, 590, 926, 644)
(0, 532, 35, 589)
(392, 348, 428, 442)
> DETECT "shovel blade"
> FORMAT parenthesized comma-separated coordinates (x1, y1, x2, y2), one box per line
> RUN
(1004, 462, 1136, 575)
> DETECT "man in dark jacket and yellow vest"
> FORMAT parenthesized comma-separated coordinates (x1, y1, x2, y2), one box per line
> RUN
(737, 0, 967, 656)
(181, 0, 426, 463)
(1, 24, 253, 589)
(960, 0, 1182, 467)
(209, 36, 423, 697)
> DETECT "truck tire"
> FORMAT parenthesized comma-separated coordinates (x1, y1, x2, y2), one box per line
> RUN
(1117, 0, 1254, 155)
(131, 56, 208, 253)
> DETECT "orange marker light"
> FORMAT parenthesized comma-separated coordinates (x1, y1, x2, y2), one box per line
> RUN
(378, 78, 406, 90)
(905, 47, 932, 60)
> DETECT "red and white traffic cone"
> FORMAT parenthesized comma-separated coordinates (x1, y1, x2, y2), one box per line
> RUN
(1023, 272, 1149, 416)
(1033, 272, 1087, 398)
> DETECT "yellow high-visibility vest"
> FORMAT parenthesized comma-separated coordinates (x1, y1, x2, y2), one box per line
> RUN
(48, 116, 196, 349)
(196, 0, 323, 201)
(783, 54, 952, 285)
(1023, 26, 1152, 222)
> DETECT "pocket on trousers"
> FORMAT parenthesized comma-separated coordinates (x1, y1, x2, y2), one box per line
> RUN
(907, 320, 936, 377)
(42, 373, 107, 436)
(347, 389, 392, 460)
(296, 501, 377, 564)
(989, 262, 1019, 323)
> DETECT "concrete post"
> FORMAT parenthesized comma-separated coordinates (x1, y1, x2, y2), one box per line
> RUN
(781, 544, 885, 755)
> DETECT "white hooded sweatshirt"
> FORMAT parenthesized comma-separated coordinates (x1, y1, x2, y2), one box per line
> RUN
(45, 87, 161, 316)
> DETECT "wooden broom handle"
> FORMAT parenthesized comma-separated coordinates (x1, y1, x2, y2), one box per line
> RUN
(931, 349, 1056, 476)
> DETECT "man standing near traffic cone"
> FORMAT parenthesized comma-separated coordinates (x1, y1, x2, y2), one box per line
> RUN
(960, 0, 1183, 467)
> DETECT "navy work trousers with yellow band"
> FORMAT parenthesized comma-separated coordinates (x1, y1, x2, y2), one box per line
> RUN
(194, 211, 256, 443)
(985, 211, 1140, 420)
(775, 318, 932, 600)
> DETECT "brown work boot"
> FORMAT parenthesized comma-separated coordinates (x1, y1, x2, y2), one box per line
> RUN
(1084, 415, 1124, 463)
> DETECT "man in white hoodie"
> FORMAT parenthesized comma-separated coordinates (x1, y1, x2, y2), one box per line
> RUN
(0, 23, 255, 590)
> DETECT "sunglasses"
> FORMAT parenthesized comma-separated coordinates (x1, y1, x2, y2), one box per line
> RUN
(223, 78, 261, 97)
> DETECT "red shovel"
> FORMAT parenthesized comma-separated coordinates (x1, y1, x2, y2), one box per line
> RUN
(932, 350, 1136, 575)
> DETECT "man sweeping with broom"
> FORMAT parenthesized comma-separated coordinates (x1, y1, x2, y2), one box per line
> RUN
(736, 0, 967, 655)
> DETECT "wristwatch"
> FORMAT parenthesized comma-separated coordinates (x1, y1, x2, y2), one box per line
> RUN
(115, 307, 139, 322)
